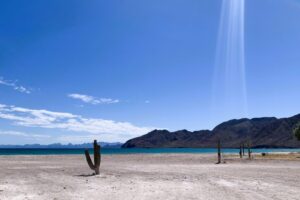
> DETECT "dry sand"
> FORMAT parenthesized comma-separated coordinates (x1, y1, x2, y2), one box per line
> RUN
(0, 153, 299, 200)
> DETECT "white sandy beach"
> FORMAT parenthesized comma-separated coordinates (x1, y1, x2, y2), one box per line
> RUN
(0, 153, 299, 200)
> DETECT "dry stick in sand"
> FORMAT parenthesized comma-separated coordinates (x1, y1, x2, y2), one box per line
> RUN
(85, 140, 101, 175)
(216, 139, 222, 164)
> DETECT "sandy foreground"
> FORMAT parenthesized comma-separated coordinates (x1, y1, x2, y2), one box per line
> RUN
(0, 153, 299, 200)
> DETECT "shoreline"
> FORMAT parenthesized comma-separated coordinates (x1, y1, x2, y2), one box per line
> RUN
(0, 147, 299, 156)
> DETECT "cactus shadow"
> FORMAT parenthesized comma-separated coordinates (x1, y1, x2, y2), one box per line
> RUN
(75, 173, 96, 177)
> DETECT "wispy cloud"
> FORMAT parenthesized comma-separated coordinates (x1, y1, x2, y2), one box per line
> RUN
(0, 77, 32, 94)
(0, 103, 154, 142)
(0, 130, 50, 139)
(68, 93, 119, 105)
(145, 100, 150, 104)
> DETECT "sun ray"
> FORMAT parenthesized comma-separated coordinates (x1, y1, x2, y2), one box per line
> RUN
(212, 0, 247, 120)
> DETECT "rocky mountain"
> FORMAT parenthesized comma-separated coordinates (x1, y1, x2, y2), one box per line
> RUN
(122, 114, 300, 148)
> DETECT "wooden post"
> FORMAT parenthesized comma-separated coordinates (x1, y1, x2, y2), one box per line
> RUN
(242, 143, 245, 156)
(247, 142, 252, 160)
(217, 139, 221, 164)
(239, 145, 242, 158)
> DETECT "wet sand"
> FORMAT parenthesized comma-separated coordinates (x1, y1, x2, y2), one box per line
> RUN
(0, 153, 299, 200)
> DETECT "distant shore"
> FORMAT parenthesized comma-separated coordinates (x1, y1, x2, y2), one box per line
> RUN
(0, 153, 299, 200)
(0, 147, 300, 156)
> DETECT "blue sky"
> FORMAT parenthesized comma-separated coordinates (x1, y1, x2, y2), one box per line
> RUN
(0, 0, 300, 144)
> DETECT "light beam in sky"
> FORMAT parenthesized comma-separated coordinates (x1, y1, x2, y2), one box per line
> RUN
(212, 0, 247, 121)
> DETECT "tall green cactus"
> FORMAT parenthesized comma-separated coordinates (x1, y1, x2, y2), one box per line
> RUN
(85, 140, 101, 175)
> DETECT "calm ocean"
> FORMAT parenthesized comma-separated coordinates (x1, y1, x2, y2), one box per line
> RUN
(0, 148, 299, 155)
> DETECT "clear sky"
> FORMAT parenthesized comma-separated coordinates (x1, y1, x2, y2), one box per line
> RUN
(0, 0, 300, 144)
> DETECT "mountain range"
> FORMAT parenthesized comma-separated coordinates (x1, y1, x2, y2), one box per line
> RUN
(0, 142, 123, 149)
(122, 114, 300, 148)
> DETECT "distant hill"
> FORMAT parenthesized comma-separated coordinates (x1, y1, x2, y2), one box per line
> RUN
(122, 114, 300, 148)
(0, 142, 123, 149)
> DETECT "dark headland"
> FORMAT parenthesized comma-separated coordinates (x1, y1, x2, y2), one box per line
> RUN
(122, 114, 300, 148)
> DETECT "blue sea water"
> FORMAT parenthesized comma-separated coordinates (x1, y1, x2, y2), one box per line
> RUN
(0, 148, 299, 155)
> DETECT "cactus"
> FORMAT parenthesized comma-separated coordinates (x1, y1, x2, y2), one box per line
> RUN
(216, 139, 221, 164)
(85, 140, 101, 175)
(293, 123, 300, 140)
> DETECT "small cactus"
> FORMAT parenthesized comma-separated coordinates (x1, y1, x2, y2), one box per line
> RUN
(85, 140, 101, 175)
